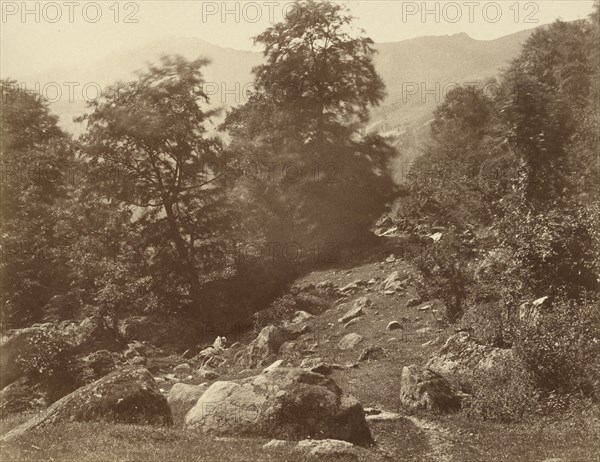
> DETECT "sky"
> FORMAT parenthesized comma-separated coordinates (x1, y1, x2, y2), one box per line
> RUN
(1, 0, 596, 77)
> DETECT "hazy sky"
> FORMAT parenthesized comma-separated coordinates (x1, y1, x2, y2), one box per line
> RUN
(1, 1, 596, 77)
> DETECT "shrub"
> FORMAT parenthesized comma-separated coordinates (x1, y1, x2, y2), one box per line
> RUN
(412, 232, 476, 322)
(464, 360, 539, 423)
(16, 330, 81, 401)
(515, 295, 600, 396)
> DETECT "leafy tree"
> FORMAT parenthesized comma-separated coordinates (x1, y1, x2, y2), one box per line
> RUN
(223, 0, 396, 256)
(0, 80, 75, 326)
(79, 56, 235, 319)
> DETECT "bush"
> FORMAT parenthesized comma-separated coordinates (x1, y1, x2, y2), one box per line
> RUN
(515, 296, 600, 396)
(464, 361, 539, 423)
(412, 232, 476, 322)
(15, 330, 81, 401)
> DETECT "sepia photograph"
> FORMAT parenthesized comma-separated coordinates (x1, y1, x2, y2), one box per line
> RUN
(1, 1, 599, 460)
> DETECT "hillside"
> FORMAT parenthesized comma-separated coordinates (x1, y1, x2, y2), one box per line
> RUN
(8, 29, 536, 136)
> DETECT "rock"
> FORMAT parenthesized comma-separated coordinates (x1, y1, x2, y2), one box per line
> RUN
(385, 254, 396, 263)
(367, 279, 377, 285)
(310, 363, 333, 375)
(365, 409, 403, 422)
(194, 369, 220, 381)
(337, 333, 363, 350)
(212, 336, 227, 350)
(238, 325, 297, 369)
(354, 297, 373, 309)
(339, 282, 359, 293)
(83, 350, 120, 377)
(316, 280, 334, 290)
(519, 296, 550, 326)
(292, 311, 314, 324)
(185, 368, 372, 445)
(422, 337, 441, 347)
(418, 304, 433, 311)
(0, 377, 46, 416)
(358, 346, 385, 362)
(343, 318, 361, 330)
(297, 439, 359, 459)
(406, 297, 421, 308)
(387, 321, 402, 331)
(541, 459, 564, 462)
(263, 359, 285, 373)
(400, 365, 461, 413)
(338, 306, 364, 324)
(263, 439, 292, 451)
(168, 383, 208, 425)
(416, 327, 432, 335)
(195, 345, 225, 368)
(381, 271, 406, 292)
(130, 356, 146, 366)
(426, 332, 514, 378)
(2, 367, 172, 442)
(173, 363, 193, 378)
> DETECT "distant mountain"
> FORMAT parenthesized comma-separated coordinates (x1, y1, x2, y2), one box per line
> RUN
(7, 28, 537, 136)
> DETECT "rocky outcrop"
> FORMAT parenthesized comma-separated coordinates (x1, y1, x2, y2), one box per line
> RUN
(1, 367, 172, 442)
(425, 332, 513, 378)
(184, 368, 373, 446)
(400, 365, 461, 413)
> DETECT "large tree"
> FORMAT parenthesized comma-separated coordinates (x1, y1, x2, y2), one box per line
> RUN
(79, 56, 234, 318)
(224, 0, 395, 254)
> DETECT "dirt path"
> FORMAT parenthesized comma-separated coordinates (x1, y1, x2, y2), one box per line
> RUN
(407, 416, 454, 462)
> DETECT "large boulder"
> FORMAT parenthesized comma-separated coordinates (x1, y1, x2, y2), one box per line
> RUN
(1, 367, 172, 442)
(0, 377, 46, 416)
(168, 383, 208, 425)
(425, 332, 513, 378)
(400, 365, 461, 413)
(184, 368, 373, 446)
(61, 316, 119, 354)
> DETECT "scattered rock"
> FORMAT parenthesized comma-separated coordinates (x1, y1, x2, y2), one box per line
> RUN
(173, 363, 193, 378)
(406, 297, 421, 308)
(416, 327, 432, 335)
(385, 254, 396, 263)
(130, 356, 146, 366)
(381, 271, 406, 292)
(400, 365, 461, 413)
(184, 368, 373, 445)
(387, 321, 402, 331)
(263, 359, 285, 373)
(292, 311, 314, 324)
(339, 282, 359, 293)
(358, 346, 385, 362)
(2, 367, 172, 442)
(337, 333, 363, 350)
(339, 306, 364, 324)
(194, 369, 220, 381)
(263, 439, 292, 451)
(343, 318, 361, 330)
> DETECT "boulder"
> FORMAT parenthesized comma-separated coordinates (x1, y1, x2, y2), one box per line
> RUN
(238, 325, 298, 369)
(168, 383, 208, 425)
(173, 363, 193, 379)
(400, 365, 461, 413)
(194, 368, 220, 381)
(1, 367, 172, 442)
(337, 333, 363, 350)
(83, 350, 120, 378)
(0, 377, 46, 416)
(184, 368, 372, 445)
(425, 332, 513, 378)
(381, 271, 406, 292)
(358, 346, 385, 362)
(297, 439, 360, 459)
(387, 321, 402, 331)
(338, 306, 364, 324)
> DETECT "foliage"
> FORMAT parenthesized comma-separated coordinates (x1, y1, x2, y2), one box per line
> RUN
(515, 296, 600, 395)
(464, 360, 539, 423)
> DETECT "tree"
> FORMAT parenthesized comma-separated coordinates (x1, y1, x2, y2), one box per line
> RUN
(223, 0, 395, 255)
(79, 56, 234, 319)
(0, 80, 75, 326)
(252, 0, 385, 148)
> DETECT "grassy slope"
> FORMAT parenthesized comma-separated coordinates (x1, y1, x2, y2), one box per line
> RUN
(1, 250, 599, 461)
